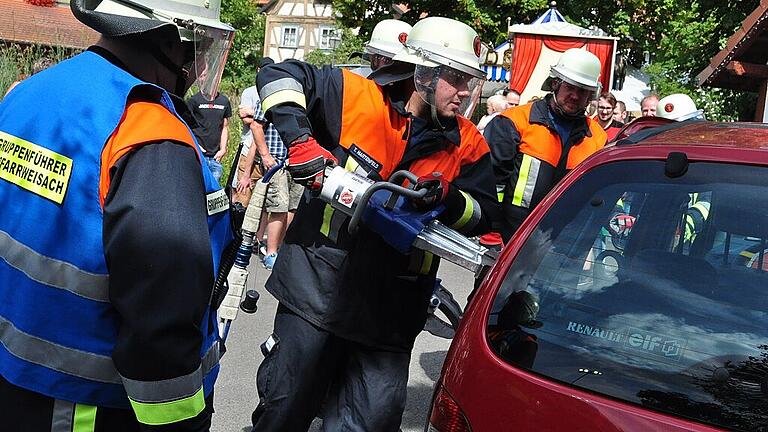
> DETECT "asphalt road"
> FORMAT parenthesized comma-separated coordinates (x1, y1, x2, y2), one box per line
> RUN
(211, 258, 474, 432)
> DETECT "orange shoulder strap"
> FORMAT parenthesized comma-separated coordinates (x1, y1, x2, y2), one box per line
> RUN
(99, 100, 198, 206)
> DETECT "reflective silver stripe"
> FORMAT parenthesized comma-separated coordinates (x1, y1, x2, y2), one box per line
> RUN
(0, 314, 121, 384)
(51, 399, 74, 432)
(0, 230, 109, 302)
(201, 341, 220, 376)
(259, 77, 304, 100)
(520, 157, 541, 208)
(122, 366, 202, 403)
(121, 342, 220, 403)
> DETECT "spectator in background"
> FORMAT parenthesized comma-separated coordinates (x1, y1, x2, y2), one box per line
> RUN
(4, 56, 55, 96)
(586, 99, 598, 118)
(613, 100, 629, 123)
(641, 94, 659, 117)
(596, 92, 624, 142)
(234, 57, 303, 270)
(503, 88, 521, 107)
(232, 58, 274, 207)
(476, 94, 508, 133)
(187, 88, 232, 182)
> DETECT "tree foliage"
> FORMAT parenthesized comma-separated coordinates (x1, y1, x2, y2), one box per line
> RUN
(220, 0, 266, 94)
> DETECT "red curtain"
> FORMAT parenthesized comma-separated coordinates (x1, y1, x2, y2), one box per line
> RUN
(586, 39, 614, 93)
(543, 36, 585, 52)
(509, 34, 542, 93)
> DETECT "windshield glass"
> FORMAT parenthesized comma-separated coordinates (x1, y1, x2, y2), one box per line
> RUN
(488, 160, 768, 431)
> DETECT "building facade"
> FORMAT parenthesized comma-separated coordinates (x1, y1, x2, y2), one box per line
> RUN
(261, 0, 336, 62)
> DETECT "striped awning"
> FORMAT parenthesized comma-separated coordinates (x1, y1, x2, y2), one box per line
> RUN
(482, 41, 511, 82)
(482, 65, 510, 82)
(531, 4, 567, 25)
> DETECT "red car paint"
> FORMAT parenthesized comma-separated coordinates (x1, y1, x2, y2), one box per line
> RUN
(429, 121, 768, 432)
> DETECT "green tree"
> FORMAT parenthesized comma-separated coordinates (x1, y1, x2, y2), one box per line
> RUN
(220, 0, 266, 94)
(304, 27, 365, 67)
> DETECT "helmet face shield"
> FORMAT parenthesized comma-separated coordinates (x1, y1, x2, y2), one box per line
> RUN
(414, 64, 483, 119)
(190, 24, 234, 100)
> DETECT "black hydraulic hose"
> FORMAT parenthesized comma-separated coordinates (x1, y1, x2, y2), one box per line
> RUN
(211, 240, 239, 311)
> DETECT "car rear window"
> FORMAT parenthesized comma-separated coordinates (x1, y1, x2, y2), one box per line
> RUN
(488, 160, 768, 431)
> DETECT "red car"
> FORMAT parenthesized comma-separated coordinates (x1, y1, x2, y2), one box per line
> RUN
(427, 121, 768, 432)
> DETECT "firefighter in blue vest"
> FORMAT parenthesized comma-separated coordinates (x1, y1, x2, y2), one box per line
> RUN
(0, 0, 234, 430)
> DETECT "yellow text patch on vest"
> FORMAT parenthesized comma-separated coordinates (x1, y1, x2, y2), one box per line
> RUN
(0, 131, 72, 204)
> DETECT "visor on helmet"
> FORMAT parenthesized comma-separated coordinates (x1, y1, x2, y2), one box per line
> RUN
(414, 64, 484, 118)
(188, 23, 234, 100)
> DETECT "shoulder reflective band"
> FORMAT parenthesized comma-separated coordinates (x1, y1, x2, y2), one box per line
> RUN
(52, 400, 97, 432)
(0, 230, 109, 302)
(0, 314, 121, 384)
(0, 130, 73, 204)
(449, 191, 481, 232)
(512, 154, 541, 208)
(122, 342, 219, 425)
(260, 77, 306, 113)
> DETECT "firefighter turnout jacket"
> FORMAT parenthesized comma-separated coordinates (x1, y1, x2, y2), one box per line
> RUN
(257, 61, 499, 351)
(484, 95, 606, 239)
(0, 49, 230, 429)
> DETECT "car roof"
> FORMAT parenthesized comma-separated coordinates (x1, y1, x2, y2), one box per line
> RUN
(624, 120, 768, 150)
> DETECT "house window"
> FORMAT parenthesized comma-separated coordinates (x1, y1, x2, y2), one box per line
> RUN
(281, 25, 299, 48)
(319, 27, 337, 50)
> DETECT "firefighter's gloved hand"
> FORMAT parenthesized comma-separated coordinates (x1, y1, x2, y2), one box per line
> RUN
(412, 172, 450, 210)
(287, 136, 337, 189)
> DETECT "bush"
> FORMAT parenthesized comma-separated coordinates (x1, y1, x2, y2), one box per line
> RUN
(0, 43, 76, 99)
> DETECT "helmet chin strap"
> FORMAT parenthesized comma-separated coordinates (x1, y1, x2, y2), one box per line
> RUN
(148, 44, 191, 97)
(550, 80, 588, 121)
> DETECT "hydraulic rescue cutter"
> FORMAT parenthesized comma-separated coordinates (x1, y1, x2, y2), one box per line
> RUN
(319, 165, 498, 275)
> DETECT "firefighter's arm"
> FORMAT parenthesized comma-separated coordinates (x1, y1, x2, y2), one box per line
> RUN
(440, 152, 501, 237)
(483, 114, 521, 186)
(256, 59, 343, 148)
(103, 142, 213, 431)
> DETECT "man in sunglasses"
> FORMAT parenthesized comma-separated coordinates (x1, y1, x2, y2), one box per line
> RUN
(484, 48, 607, 240)
(250, 16, 499, 432)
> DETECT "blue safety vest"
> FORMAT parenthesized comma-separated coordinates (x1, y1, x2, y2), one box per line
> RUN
(0, 51, 230, 411)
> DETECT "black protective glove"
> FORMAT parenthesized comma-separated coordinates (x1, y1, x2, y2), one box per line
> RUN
(412, 172, 450, 210)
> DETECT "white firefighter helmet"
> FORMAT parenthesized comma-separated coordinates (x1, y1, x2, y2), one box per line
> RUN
(71, 0, 235, 99)
(546, 48, 602, 96)
(392, 17, 486, 123)
(392, 16, 485, 79)
(656, 93, 705, 121)
(365, 19, 412, 58)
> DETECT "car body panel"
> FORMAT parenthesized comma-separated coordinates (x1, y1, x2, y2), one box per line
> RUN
(437, 122, 768, 432)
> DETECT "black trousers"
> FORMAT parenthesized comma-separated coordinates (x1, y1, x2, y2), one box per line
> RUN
(251, 304, 411, 432)
(0, 374, 213, 432)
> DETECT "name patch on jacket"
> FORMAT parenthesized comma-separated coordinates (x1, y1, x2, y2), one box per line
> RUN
(206, 188, 229, 216)
(0, 131, 72, 204)
(349, 144, 382, 173)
